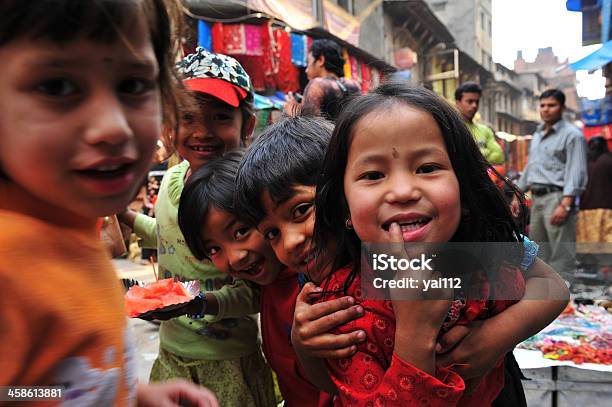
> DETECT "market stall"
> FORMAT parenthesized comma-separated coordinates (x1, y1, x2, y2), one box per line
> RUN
(516, 301, 612, 406)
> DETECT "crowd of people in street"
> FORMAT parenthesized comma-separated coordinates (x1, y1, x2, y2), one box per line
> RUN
(0, 1, 608, 407)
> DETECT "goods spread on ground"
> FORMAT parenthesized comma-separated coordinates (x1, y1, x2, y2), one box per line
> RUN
(518, 302, 612, 365)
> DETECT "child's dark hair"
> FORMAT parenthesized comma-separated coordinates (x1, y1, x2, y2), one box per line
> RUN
(315, 81, 526, 289)
(234, 115, 334, 226)
(0, 0, 181, 127)
(179, 149, 245, 261)
(0, 0, 183, 177)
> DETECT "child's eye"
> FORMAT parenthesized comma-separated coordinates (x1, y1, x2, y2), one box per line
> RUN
(181, 112, 195, 123)
(264, 228, 279, 241)
(292, 203, 313, 219)
(205, 246, 221, 256)
(417, 164, 441, 174)
(37, 79, 78, 97)
(118, 78, 155, 95)
(234, 227, 250, 240)
(360, 171, 384, 181)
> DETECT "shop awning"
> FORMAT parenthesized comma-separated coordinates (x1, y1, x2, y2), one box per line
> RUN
(566, 0, 602, 12)
(570, 40, 612, 71)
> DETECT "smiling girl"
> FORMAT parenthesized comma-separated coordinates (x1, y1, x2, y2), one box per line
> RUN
(294, 82, 569, 406)
(117, 48, 275, 406)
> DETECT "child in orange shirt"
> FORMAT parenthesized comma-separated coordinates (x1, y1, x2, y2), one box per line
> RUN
(0, 1, 216, 406)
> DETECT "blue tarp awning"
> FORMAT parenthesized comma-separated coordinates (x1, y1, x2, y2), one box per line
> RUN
(567, 0, 602, 12)
(570, 40, 612, 71)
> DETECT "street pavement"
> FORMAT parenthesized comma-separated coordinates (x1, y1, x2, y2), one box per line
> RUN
(113, 258, 160, 384)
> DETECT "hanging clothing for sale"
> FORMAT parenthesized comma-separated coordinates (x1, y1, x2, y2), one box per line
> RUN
(223, 24, 247, 55)
(350, 55, 360, 82)
(197, 20, 212, 51)
(260, 22, 277, 89)
(273, 28, 300, 93)
(236, 56, 266, 92)
(244, 25, 263, 56)
(342, 48, 352, 79)
(211, 22, 225, 54)
(360, 62, 372, 93)
(371, 67, 380, 89)
(290, 33, 308, 67)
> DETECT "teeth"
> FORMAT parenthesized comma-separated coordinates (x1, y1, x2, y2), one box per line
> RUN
(190, 146, 214, 152)
(241, 262, 259, 274)
(398, 218, 428, 227)
(399, 222, 426, 232)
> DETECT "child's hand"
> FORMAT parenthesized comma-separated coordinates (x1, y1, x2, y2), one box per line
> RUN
(386, 222, 451, 375)
(435, 320, 506, 394)
(386, 222, 451, 319)
(137, 380, 219, 407)
(283, 92, 301, 117)
(291, 282, 366, 359)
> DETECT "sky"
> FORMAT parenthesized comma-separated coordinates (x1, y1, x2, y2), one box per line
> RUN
(492, 0, 605, 100)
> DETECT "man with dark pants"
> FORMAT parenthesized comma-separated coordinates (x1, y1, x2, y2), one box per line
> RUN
(512, 89, 588, 283)
(455, 82, 504, 164)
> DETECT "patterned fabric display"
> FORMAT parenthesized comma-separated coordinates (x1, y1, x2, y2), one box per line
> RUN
(244, 25, 263, 56)
(223, 24, 246, 55)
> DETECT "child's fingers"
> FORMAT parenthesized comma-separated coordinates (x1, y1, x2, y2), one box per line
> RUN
(298, 321, 366, 350)
(295, 296, 359, 325)
(436, 325, 470, 354)
(311, 345, 360, 360)
(304, 304, 364, 335)
(295, 282, 321, 304)
(388, 222, 403, 243)
(302, 330, 365, 351)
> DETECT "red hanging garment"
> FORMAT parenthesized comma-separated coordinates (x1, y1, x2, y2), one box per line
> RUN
(273, 29, 300, 93)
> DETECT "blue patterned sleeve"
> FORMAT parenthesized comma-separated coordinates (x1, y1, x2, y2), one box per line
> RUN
(521, 235, 539, 271)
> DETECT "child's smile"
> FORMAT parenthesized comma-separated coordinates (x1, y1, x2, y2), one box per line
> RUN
(343, 104, 461, 244)
(259, 186, 335, 283)
(0, 25, 159, 221)
(202, 206, 282, 286)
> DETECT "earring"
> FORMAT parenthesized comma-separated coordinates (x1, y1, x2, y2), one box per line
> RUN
(345, 218, 353, 230)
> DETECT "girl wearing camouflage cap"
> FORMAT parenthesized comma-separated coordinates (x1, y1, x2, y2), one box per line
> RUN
(119, 47, 276, 406)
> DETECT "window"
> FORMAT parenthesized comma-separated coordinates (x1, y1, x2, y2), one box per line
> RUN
(432, 1, 447, 12)
(481, 12, 485, 30)
(338, 0, 354, 14)
(488, 19, 492, 37)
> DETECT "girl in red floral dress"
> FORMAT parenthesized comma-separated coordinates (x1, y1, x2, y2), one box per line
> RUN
(301, 82, 570, 406)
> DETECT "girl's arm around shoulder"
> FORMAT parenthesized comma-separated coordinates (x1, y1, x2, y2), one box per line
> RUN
(481, 258, 569, 355)
(434, 259, 569, 390)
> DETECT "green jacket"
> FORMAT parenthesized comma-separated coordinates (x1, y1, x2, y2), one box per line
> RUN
(467, 122, 504, 164)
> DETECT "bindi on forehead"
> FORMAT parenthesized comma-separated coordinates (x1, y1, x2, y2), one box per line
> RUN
(392, 147, 399, 159)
